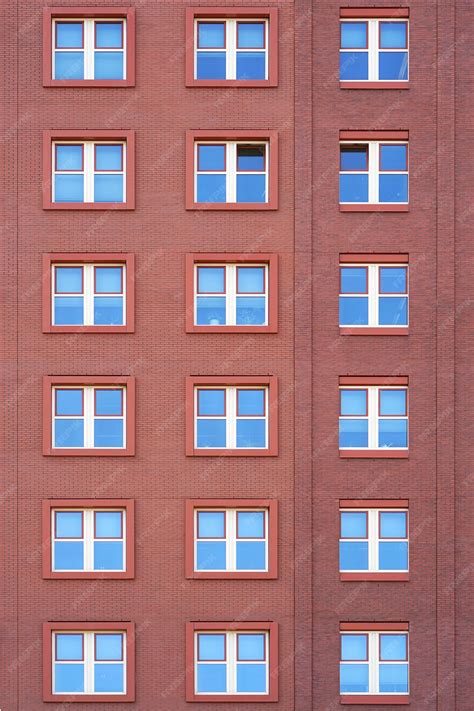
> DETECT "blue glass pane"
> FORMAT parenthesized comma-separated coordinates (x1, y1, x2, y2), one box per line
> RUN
(56, 144, 83, 171)
(96, 634, 123, 661)
(380, 511, 407, 538)
(198, 511, 225, 537)
(198, 389, 225, 416)
(55, 419, 84, 448)
(236, 541, 266, 570)
(339, 419, 368, 448)
(340, 174, 368, 203)
(237, 664, 266, 693)
(380, 634, 407, 661)
(54, 541, 84, 570)
(196, 541, 226, 570)
(238, 634, 265, 661)
(379, 541, 408, 571)
(199, 634, 226, 661)
(95, 390, 122, 416)
(380, 390, 406, 416)
(56, 510, 83, 537)
(54, 664, 84, 693)
(236, 297, 266, 325)
(237, 419, 266, 448)
(340, 663, 369, 693)
(237, 174, 266, 203)
(94, 541, 124, 570)
(197, 52, 226, 79)
(198, 144, 226, 171)
(237, 146, 265, 171)
(56, 266, 83, 293)
(340, 390, 366, 416)
(340, 512, 367, 538)
(378, 419, 407, 448)
(197, 297, 226, 325)
(197, 174, 226, 203)
(55, 174, 84, 202)
(96, 511, 122, 537)
(55, 52, 84, 80)
(94, 174, 124, 203)
(56, 634, 83, 661)
(238, 511, 264, 537)
(95, 266, 122, 293)
(339, 297, 368, 326)
(237, 389, 265, 416)
(94, 52, 123, 79)
(94, 664, 124, 693)
(237, 267, 265, 293)
(379, 51, 408, 80)
(95, 22, 123, 48)
(237, 23, 265, 48)
(197, 420, 226, 448)
(94, 296, 124, 325)
(341, 635, 367, 661)
(198, 267, 225, 293)
(237, 52, 265, 80)
(197, 664, 227, 692)
(56, 389, 83, 415)
(340, 267, 367, 294)
(340, 22, 367, 48)
(380, 22, 407, 49)
(94, 419, 123, 448)
(379, 664, 409, 693)
(95, 144, 123, 171)
(340, 146, 367, 171)
(56, 22, 83, 48)
(339, 541, 369, 571)
(380, 145, 407, 171)
(379, 174, 408, 202)
(380, 267, 407, 293)
(379, 297, 408, 325)
(340, 51, 368, 80)
(55, 297, 84, 325)
(198, 22, 225, 48)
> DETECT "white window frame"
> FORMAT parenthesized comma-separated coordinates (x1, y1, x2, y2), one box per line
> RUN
(195, 630, 269, 696)
(339, 385, 408, 451)
(339, 508, 409, 573)
(340, 631, 409, 696)
(194, 141, 269, 204)
(52, 18, 126, 80)
(339, 263, 408, 328)
(52, 385, 126, 450)
(339, 141, 408, 205)
(52, 140, 126, 204)
(194, 18, 269, 80)
(52, 630, 127, 696)
(52, 263, 126, 327)
(51, 507, 126, 572)
(194, 385, 269, 450)
(340, 19, 409, 83)
(194, 508, 269, 572)
(194, 263, 269, 326)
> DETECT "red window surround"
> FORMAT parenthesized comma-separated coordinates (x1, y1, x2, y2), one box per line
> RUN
(185, 499, 278, 579)
(43, 7, 136, 87)
(42, 130, 135, 210)
(185, 621, 278, 702)
(185, 253, 278, 333)
(42, 253, 135, 333)
(42, 375, 136, 456)
(186, 130, 278, 210)
(42, 499, 135, 579)
(43, 621, 135, 702)
(185, 7, 278, 87)
(186, 375, 278, 456)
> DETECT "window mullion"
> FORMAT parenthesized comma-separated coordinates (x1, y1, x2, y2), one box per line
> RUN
(228, 510, 236, 571)
(369, 20, 378, 81)
(84, 509, 94, 570)
(369, 387, 378, 449)
(227, 20, 236, 80)
(84, 387, 94, 448)
(227, 144, 237, 203)
(227, 265, 236, 325)
(228, 632, 236, 694)
(84, 264, 94, 325)
(367, 509, 376, 571)
(85, 632, 94, 694)
(228, 387, 236, 448)
(368, 265, 378, 326)
(84, 143, 94, 203)
(370, 633, 378, 694)
(368, 142, 378, 204)
(84, 19, 94, 79)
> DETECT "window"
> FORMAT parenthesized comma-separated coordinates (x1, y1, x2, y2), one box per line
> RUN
(185, 500, 277, 578)
(43, 376, 135, 456)
(186, 8, 278, 86)
(339, 256, 408, 333)
(186, 622, 278, 701)
(186, 254, 278, 332)
(186, 377, 278, 456)
(43, 500, 134, 579)
(43, 131, 135, 210)
(339, 377, 408, 457)
(339, 502, 409, 580)
(43, 8, 135, 86)
(186, 131, 278, 210)
(43, 622, 135, 702)
(340, 625, 409, 702)
(340, 139, 408, 207)
(43, 254, 135, 333)
(340, 10, 409, 86)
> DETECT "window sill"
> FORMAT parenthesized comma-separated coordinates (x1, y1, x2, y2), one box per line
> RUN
(187, 202, 277, 211)
(44, 448, 134, 457)
(188, 694, 277, 703)
(44, 325, 134, 334)
(340, 204, 409, 213)
(340, 327, 408, 336)
(340, 81, 409, 90)
(187, 79, 277, 88)
(43, 570, 134, 580)
(187, 570, 277, 580)
(44, 79, 135, 88)
(186, 325, 277, 334)
(340, 572, 409, 582)
(188, 448, 277, 457)
(341, 695, 410, 705)
(43, 202, 134, 211)
(339, 449, 408, 459)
